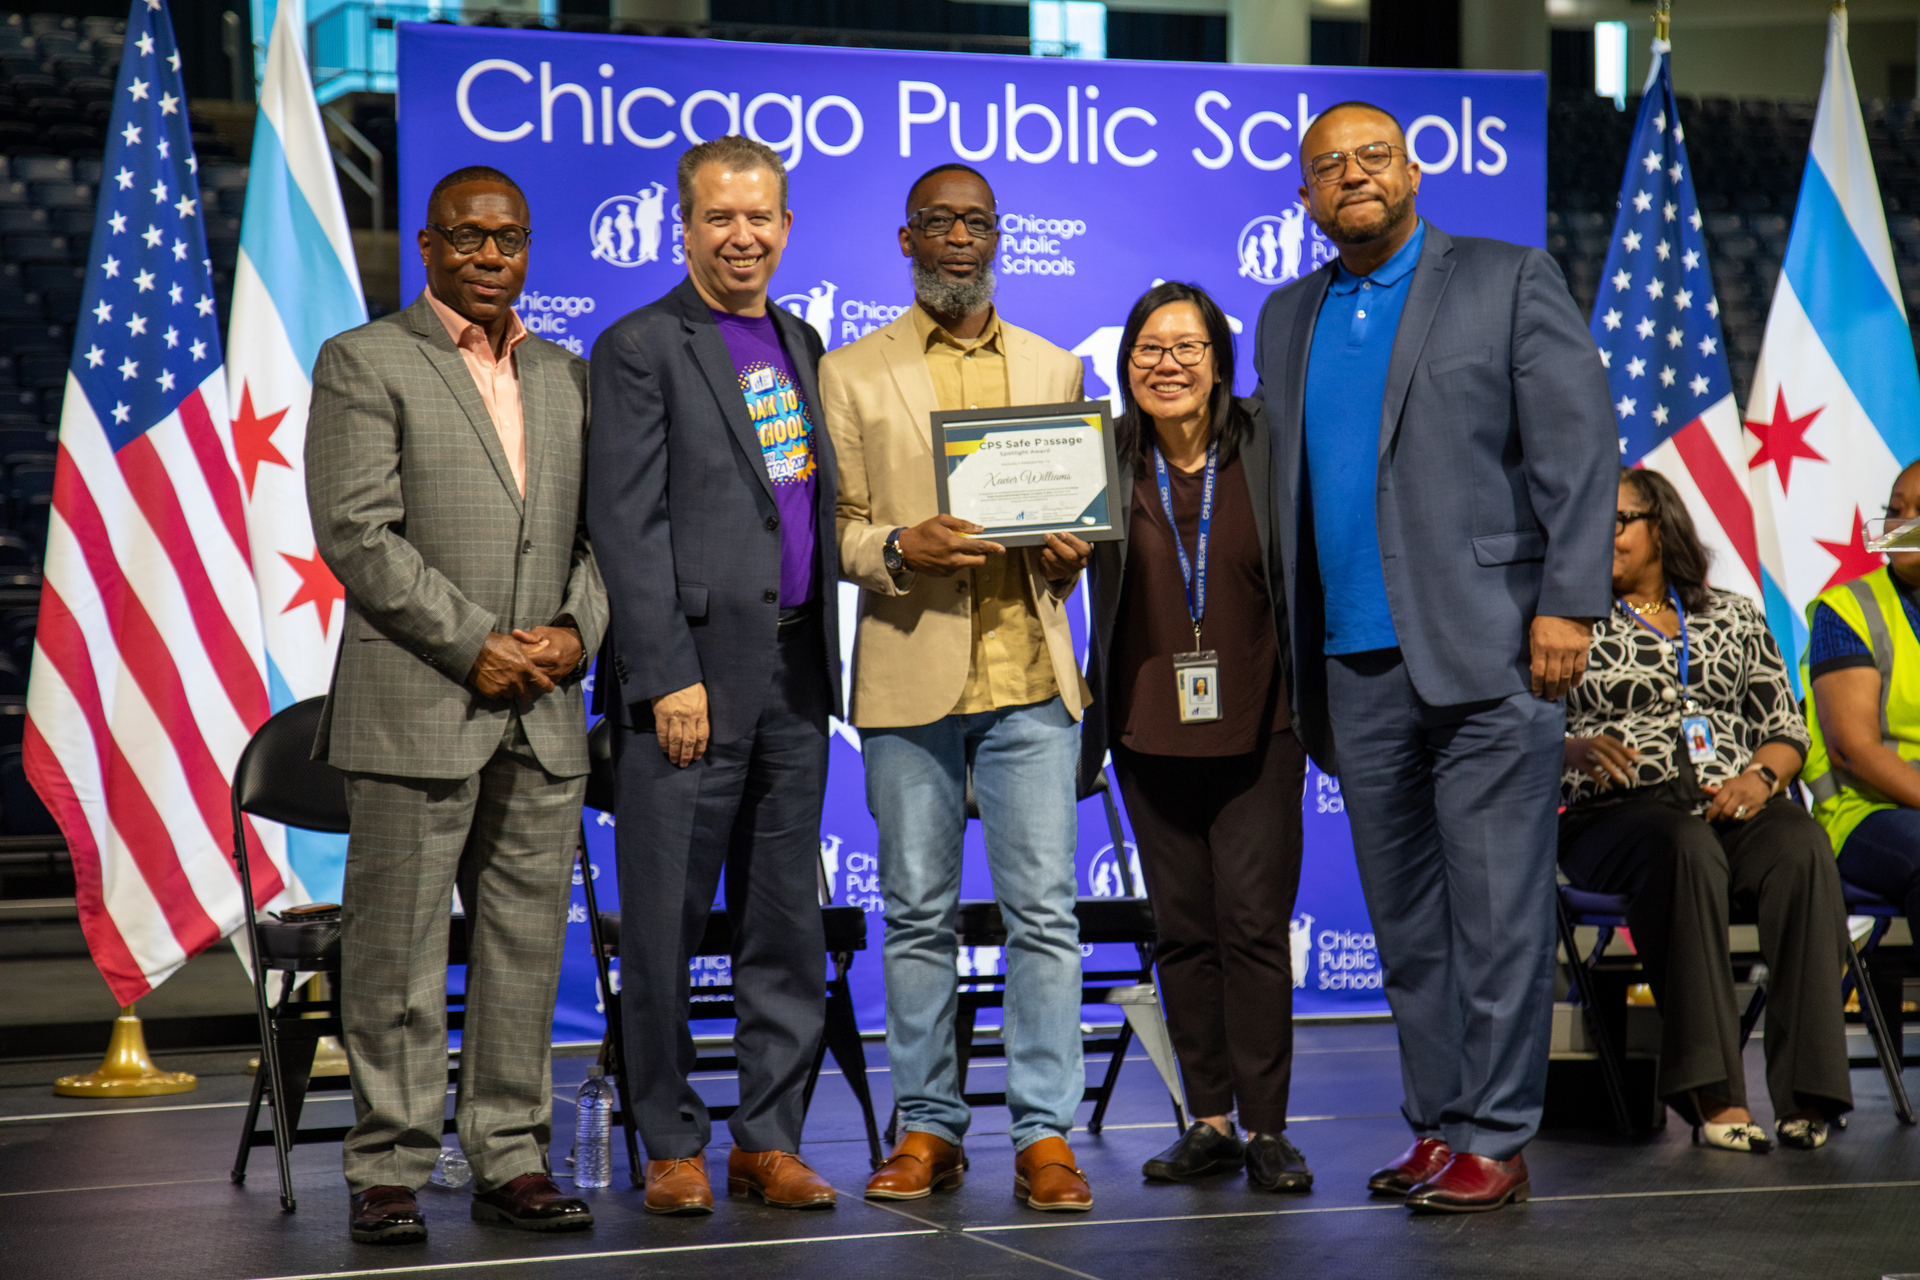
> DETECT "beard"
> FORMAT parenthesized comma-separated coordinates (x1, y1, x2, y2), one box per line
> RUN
(1316, 187, 1417, 246)
(913, 257, 996, 316)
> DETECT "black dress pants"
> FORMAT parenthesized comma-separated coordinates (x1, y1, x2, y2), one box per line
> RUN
(1560, 793, 1854, 1121)
(1114, 730, 1306, 1133)
(614, 616, 831, 1159)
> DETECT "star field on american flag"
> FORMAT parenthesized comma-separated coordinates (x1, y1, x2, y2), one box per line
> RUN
(69, 0, 218, 451)
(1589, 66, 1733, 460)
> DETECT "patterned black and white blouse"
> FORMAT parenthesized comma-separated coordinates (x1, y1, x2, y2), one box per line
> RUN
(1561, 587, 1810, 812)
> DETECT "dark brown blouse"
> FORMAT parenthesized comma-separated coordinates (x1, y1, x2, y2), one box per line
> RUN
(1109, 452, 1288, 757)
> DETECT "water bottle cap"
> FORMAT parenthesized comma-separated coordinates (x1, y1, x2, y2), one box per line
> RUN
(586, 1065, 604, 1078)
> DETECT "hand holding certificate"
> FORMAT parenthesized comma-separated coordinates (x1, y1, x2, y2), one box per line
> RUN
(931, 401, 1124, 548)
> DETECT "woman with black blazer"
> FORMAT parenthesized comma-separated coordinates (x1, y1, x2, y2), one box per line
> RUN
(1082, 281, 1309, 1192)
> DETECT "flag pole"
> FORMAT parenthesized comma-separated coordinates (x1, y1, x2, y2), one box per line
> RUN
(53, 1004, 197, 1097)
(1655, 0, 1670, 43)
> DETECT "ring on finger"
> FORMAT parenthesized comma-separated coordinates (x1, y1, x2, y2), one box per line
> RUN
(1734, 804, 1749, 819)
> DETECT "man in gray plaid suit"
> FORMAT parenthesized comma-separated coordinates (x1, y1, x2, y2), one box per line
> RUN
(307, 166, 606, 1245)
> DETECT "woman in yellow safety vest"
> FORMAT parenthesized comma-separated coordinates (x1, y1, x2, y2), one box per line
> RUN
(1805, 461, 1920, 938)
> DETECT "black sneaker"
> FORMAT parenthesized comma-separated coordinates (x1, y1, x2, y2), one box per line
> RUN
(1245, 1133, 1312, 1193)
(1142, 1121, 1246, 1182)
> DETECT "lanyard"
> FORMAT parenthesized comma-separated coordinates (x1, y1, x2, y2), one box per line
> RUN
(1154, 440, 1217, 649)
(1618, 585, 1694, 711)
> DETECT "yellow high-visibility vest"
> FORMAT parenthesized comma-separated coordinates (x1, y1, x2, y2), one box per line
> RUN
(1802, 567, 1920, 851)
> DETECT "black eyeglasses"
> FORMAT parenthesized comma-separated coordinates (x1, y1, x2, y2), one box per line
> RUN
(1616, 510, 1657, 535)
(907, 208, 998, 238)
(1306, 141, 1403, 186)
(428, 222, 531, 257)
(1128, 341, 1213, 369)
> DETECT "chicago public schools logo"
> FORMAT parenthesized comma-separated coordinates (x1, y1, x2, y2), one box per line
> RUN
(1087, 841, 1144, 898)
(1237, 208, 1334, 287)
(777, 281, 837, 348)
(590, 182, 668, 267)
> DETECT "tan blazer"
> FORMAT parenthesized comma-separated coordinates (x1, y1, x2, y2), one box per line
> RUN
(819, 311, 1091, 729)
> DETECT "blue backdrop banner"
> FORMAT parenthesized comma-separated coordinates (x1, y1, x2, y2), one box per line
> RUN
(393, 22, 1547, 1041)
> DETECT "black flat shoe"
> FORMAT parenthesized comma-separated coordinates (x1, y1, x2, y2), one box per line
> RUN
(1142, 1122, 1246, 1182)
(1245, 1133, 1313, 1193)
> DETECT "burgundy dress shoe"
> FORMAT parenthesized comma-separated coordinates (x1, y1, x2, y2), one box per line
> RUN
(1405, 1151, 1530, 1214)
(471, 1172, 595, 1231)
(1366, 1137, 1452, 1196)
(349, 1185, 426, 1244)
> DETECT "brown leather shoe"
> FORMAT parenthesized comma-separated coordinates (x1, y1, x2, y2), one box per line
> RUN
(349, 1185, 426, 1244)
(644, 1153, 714, 1216)
(470, 1172, 594, 1231)
(1014, 1136, 1092, 1212)
(865, 1131, 968, 1200)
(727, 1147, 838, 1209)
(1405, 1151, 1530, 1214)
(1366, 1136, 1452, 1196)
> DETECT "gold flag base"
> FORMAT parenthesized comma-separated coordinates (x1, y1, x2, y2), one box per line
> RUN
(54, 1005, 197, 1098)
(248, 1036, 349, 1078)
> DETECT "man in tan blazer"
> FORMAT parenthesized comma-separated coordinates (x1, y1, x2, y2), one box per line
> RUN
(818, 163, 1095, 1212)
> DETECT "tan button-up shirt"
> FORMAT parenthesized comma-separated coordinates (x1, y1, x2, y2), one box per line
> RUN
(425, 288, 529, 496)
(909, 303, 1058, 715)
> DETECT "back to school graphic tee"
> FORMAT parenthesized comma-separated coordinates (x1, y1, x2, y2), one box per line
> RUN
(714, 309, 818, 607)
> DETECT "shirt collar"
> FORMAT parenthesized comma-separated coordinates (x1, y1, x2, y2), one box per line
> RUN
(423, 288, 528, 361)
(911, 301, 1004, 354)
(1327, 219, 1427, 295)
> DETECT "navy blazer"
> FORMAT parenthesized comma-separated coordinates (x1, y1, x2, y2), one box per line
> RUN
(587, 277, 843, 744)
(1079, 398, 1287, 788)
(1253, 221, 1616, 773)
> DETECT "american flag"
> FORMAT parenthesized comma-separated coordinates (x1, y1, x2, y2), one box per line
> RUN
(24, 0, 286, 1005)
(1591, 41, 1762, 605)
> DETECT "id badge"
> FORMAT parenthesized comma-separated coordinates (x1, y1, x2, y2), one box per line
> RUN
(1174, 651, 1221, 724)
(749, 366, 776, 395)
(1680, 714, 1715, 764)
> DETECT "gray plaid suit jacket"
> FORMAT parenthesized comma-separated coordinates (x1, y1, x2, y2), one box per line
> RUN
(306, 292, 607, 780)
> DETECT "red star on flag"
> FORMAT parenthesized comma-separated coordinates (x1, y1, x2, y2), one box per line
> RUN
(1744, 388, 1826, 494)
(231, 380, 292, 499)
(280, 548, 344, 638)
(1815, 507, 1886, 591)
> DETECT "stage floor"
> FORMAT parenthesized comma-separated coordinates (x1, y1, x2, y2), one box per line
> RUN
(2, 1021, 1917, 1280)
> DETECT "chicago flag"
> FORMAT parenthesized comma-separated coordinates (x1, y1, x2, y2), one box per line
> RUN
(1746, 5, 1920, 671)
(226, 0, 366, 902)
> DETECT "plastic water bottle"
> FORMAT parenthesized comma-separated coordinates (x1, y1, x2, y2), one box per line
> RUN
(573, 1066, 613, 1188)
(429, 1147, 471, 1189)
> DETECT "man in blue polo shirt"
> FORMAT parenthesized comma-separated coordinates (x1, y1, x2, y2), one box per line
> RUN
(1253, 101, 1615, 1214)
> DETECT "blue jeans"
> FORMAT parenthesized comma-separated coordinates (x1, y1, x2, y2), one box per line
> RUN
(863, 697, 1084, 1151)
(1837, 807, 1920, 925)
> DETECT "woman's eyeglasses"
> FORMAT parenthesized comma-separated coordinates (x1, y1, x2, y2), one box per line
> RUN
(1128, 341, 1213, 369)
(1615, 510, 1657, 535)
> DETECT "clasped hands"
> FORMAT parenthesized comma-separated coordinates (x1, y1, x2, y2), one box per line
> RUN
(1564, 734, 1773, 822)
(466, 626, 582, 706)
(896, 513, 1090, 586)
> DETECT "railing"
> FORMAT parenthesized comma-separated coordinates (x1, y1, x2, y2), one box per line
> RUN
(307, 3, 1077, 103)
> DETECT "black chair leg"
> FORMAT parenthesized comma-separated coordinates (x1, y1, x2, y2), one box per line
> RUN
(231, 1041, 270, 1184)
(1085, 1019, 1135, 1136)
(822, 954, 884, 1168)
(1737, 976, 1768, 1052)
(1559, 901, 1633, 1137)
(1849, 945, 1916, 1125)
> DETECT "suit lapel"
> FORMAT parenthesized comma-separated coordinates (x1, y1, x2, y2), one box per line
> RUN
(1005, 318, 1039, 405)
(410, 298, 525, 517)
(517, 341, 548, 518)
(770, 305, 835, 492)
(683, 303, 777, 504)
(879, 316, 940, 458)
(1241, 401, 1275, 582)
(1281, 269, 1329, 517)
(1379, 222, 1455, 461)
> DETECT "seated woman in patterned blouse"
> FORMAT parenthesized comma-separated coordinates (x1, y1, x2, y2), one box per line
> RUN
(1561, 468, 1852, 1153)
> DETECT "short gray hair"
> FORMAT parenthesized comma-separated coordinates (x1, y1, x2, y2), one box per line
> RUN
(676, 136, 787, 217)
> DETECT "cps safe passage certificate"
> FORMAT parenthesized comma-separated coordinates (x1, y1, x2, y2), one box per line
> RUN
(930, 401, 1123, 548)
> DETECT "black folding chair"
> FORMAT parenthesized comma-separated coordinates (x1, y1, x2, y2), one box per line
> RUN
(579, 718, 886, 1181)
(228, 697, 469, 1211)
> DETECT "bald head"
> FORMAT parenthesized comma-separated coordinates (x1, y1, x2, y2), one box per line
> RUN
(1302, 101, 1406, 159)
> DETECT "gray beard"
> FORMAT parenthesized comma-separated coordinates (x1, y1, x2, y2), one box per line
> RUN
(912, 259, 995, 317)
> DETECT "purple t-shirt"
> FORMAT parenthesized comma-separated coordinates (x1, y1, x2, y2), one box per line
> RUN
(714, 309, 818, 607)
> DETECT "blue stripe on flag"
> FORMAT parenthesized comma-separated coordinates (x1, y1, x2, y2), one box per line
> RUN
(1782, 161, 1920, 465)
(1762, 568, 1807, 698)
(240, 115, 365, 378)
(265, 651, 295, 714)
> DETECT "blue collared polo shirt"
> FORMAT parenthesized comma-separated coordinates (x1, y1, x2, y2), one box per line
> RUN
(1303, 220, 1426, 655)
